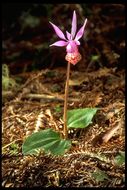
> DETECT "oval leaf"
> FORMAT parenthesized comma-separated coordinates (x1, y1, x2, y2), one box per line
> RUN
(67, 108, 98, 128)
(22, 128, 71, 156)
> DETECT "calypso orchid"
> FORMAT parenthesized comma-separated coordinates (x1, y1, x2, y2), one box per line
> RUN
(49, 10, 88, 139)
(49, 10, 87, 65)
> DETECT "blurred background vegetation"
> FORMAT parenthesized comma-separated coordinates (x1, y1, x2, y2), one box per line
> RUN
(2, 3, 125, 75)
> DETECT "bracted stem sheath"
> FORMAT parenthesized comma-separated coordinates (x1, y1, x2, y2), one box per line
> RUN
(63, 62, 71, 139)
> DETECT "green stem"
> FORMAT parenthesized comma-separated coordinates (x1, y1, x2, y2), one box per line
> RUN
(63, 62, 71, 139)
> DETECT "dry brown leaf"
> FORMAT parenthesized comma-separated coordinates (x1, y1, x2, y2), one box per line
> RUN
(102, 121, 121, 143)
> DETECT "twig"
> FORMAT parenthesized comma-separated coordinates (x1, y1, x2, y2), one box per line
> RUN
(2, 91, 79, 102)
(102, 120, 122, 143)
(26, 93, 64, 101)
(2, 91, 64, 101)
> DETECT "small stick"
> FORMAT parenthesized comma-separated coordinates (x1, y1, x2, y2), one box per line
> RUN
(102, 121, 121, 143)
(2, 91, 79, 102)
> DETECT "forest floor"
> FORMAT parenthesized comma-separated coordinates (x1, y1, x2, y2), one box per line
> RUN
(2, 4, 125, 188)
(2, 66, 125, 187)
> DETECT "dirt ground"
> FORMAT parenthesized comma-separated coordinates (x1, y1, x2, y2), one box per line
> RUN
(2, 4, 125, 188)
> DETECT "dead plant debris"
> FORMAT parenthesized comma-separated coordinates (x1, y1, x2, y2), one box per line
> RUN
(2, 66, 125, 187)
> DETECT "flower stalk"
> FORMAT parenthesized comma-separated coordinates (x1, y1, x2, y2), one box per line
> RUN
(63, 62, 71, 139)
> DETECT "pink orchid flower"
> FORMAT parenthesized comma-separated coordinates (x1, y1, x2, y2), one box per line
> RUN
(49, 10, 87, 64)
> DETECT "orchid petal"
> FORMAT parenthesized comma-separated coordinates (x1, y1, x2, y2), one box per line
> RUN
(66, 41, 78, 53)
(49, 22, 66, 40)
(75, 18, 87, 41)
(50, 40, 68, 47)
(71, 10, 77, 39)
(75, 40, 80, 45)
(66, 31, 71, 40)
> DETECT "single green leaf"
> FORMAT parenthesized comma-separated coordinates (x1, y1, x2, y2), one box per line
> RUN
(91, 55, 100, 62)
(114, 151, 125, 165)
(22, 128, 71, 156)
(67, 108, 98, 129)
(92, 170, 109, 182)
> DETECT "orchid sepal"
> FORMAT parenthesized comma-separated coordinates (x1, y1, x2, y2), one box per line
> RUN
(50, 40, 68, 47)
